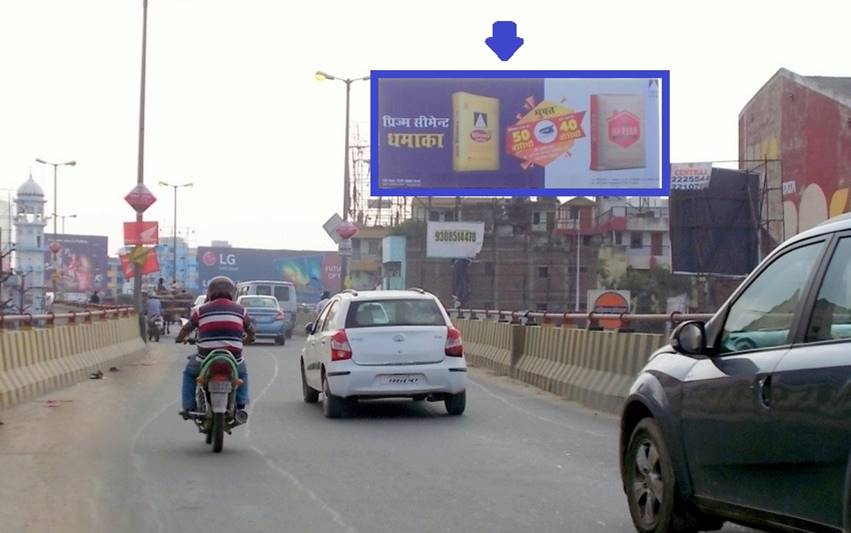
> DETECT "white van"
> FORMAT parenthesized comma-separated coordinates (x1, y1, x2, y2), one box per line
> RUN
(236, 281, 297, 338)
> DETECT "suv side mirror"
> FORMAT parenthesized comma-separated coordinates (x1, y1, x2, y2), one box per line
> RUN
(305, 322, 315, 335)
(671, 321, 707, 356)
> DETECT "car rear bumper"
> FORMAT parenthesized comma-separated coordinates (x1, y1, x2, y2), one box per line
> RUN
(253, 321, 286, 336)
(326, 358, 467, 398)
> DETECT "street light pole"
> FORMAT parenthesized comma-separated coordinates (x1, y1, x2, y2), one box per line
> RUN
(159, 181, 193, 287)
(34, 158, 76, 295)
(61, 214, 77, 234)
(314, 70, 369, 290)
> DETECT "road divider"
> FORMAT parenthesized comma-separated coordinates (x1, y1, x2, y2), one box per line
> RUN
(0, 310, 146, 410)
(455, 318, 666, 414)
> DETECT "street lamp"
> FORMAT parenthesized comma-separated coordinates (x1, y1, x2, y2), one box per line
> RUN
(315, 70, 369, 289)
(159, 181, 193, 286)
(34, 158, 76, 294)
(44, 214, 77, 234)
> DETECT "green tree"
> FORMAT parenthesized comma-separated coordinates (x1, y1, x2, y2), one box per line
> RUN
(607, 265, 692, 314)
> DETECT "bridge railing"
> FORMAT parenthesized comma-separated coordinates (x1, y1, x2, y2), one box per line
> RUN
(0, 307, 135, 329)
(451, 308, 714, 332)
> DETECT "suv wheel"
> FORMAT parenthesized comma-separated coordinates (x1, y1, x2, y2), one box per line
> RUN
(625, 418, 696, 533)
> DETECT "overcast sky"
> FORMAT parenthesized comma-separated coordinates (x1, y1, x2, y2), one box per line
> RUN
(1, 0, 848, 255)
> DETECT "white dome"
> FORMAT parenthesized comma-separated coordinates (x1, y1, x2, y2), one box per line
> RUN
(17, 176, 45, 198)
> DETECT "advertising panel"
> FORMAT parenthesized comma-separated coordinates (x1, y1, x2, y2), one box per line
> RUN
(426, 222, 486, 259)
(196, 247, 340, 304)
(44, 234, 108, 294)
(669, 167, 760, 276)
(372, 71, 668, 196)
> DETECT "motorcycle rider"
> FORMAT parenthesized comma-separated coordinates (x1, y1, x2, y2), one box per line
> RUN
(176, 276, 255, 419)
(144, 291, 163, 334)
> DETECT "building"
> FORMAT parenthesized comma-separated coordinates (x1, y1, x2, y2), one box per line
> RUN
(153, 237, 199, 291)
(740, 68, 851, 251)
(403, 197, 598, 311)
(349, 225, 388, 290)
(13, 176, 48, 313)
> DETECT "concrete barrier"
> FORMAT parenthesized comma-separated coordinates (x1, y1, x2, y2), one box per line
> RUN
(0, 315, 146, 410)
(455, 318, 666, 415)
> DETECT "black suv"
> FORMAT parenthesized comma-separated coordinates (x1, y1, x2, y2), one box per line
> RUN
(621, 214, 851, 532)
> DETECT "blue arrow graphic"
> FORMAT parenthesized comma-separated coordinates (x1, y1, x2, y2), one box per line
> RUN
(485, 21, 524, 61)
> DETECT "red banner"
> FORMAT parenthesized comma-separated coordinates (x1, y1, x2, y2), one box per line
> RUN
(123, 221, 159, 246)
(119, 249, 160, 280)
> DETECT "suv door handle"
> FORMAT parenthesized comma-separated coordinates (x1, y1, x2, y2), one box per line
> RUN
(756, 375, 773, 408)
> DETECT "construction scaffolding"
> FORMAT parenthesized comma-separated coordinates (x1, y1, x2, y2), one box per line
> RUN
(349, 125, 411, 228)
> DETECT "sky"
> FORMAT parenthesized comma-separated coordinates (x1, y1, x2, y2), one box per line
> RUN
(1, 0, 849, 255)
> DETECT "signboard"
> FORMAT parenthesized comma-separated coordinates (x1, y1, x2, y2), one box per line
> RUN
(372, 71, 668, 196)
(124, 221, 159, 246)
(338, 239, 352, 257)
(129, 245, 149, 265)
(426, 222, 485, 258)
(44, 234, 109, 294)
(587, 289, 631, 329)
(323, 213, 344, 244)
(196, 247, 341, 303)
(670, 168, 759, 276)
(671, 163, 712, 190)
(124, 184, 157, 213)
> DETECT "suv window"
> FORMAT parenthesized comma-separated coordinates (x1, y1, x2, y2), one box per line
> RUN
(806, 237, 851, 343)
(345, 299, 446, 328)
(720, 241, 824, 354)
(274, 285, 290, 302)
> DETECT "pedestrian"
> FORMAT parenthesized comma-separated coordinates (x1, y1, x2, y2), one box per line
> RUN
(315, 290, 331, 315)
(89, 291, 101, 305)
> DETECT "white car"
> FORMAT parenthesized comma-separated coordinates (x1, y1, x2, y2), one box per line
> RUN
(300, 289, 467, 418)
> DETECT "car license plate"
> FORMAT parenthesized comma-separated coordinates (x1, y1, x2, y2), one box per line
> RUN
(379, 374, 421, 386)
(208, 380, 232, 393)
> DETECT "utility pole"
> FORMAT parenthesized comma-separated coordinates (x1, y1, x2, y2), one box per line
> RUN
(133, 0, 149, 337)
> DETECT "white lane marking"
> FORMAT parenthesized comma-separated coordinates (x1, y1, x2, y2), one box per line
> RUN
(467, 377, 612, 439)
(129, 397, 177, 533)
(245, 352, 357, 533)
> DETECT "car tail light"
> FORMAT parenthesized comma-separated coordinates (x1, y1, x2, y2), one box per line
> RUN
(274, 311, 284, 321)
(330, 329, 352, 361)
(208, 361, 233, 379)
(445, 326, 463, 357)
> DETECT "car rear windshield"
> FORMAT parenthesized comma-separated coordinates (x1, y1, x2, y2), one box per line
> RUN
(345, 299, 446, 328)
(240, 297, 278, 308)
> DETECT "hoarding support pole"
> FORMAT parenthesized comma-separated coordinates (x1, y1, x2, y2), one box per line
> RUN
(133, 0, 149, 339)
(341, 79, 352, 289)
(575, 220, 580, 312)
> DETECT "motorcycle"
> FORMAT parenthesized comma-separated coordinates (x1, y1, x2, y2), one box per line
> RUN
(180, 331, 247, 453)
(147, 314, 164, 342)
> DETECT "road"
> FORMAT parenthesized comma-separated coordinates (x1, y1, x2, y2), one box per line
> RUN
(0, 337, 757, 533)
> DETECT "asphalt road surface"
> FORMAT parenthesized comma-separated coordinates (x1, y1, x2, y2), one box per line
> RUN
(0, 337, 758, 533)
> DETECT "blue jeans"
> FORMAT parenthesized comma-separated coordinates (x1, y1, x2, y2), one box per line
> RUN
(182, 355, 249, 411)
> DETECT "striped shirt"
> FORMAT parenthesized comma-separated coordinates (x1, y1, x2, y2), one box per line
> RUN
(190, 298, 253, 361)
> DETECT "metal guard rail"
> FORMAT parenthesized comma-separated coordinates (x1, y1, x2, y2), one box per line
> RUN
(452, 308, 714, 329)
(0, 306, 136, 328)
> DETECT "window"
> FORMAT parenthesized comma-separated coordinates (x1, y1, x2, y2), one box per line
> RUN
(630, 232, 643, 249)
(429, 210, 440, 222)
(444, 211, 456, 222)
(806, 237, 851, 343)
(615, 231, 623, 245)
(368, 240, 381, 255)
(720, 242, 824, 353)
(273, 285, 290, 302)
(345, 299, 446, 328)
(255, 285, 272, 296)
(537, 267, 549, 278)
(321, 301, 339, 331)
(533, 212, 542, 225)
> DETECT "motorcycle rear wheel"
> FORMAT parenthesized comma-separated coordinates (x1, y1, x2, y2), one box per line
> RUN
(212, 412, 225, 453)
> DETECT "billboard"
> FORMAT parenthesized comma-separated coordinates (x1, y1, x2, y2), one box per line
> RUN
(669, 167, 760, 276)
(426, 221, 486, 258)
(196, 247, 341, 304)
(44, 234, 109, 294)
(372, 70, 669, 196)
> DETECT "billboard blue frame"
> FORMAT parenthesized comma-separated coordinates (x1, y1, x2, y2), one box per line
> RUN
(370, 69, 670, 197)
